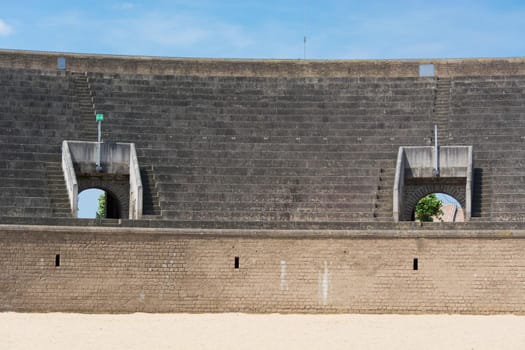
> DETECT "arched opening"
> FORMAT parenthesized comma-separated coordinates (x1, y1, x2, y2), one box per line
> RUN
(77, 188, 122, 219)
(401, 182, 466, 222)
(412, 192, 464, 222)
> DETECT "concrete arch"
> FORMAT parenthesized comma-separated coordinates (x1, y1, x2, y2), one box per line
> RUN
(78, 176, 129, 219)
(78, 187, 123, 219)
(402, 183, 465, 221)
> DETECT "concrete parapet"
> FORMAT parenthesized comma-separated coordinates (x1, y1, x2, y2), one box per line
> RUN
(1, 49, 525, 77)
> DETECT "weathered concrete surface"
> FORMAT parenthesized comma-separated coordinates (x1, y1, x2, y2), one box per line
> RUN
(67, 141, 132, 174)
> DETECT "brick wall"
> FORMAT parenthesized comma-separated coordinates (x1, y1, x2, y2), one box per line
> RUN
(1, 49, 525, 77)
(1, 225, 525, 314)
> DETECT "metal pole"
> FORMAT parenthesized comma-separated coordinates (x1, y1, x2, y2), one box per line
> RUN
(433, 125, 439, 177)
(96, 119, 102, 172)
(303, 35, 306, 59)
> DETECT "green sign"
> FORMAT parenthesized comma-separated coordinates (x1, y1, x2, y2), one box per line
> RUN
(96, 113, 104, 121)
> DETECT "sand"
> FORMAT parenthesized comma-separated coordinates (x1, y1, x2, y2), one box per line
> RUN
(2, 312, 525, 349)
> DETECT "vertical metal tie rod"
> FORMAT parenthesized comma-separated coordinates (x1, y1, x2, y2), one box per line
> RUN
(96, 113, 104, 172)
(433, 124, 440, 177)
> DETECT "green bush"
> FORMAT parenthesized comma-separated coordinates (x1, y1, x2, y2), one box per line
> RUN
(96, 192, 106, 219)
(415, 194, 443, 222)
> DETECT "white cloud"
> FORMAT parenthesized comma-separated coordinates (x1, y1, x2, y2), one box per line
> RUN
(0, 19, 13, 36)
(138, 17, 210, 46)
(305, 3, 525, 59)
(113, 2, 135, 10)
(31, 9, 255, 57)
(37, 12, 83, 27)
(98, 13, 255, 57)
(136, 14, 253, 49)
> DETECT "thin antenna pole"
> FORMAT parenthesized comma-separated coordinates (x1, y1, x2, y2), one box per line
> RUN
(303, 0, 307, 59)
(304, 36, 306, 59)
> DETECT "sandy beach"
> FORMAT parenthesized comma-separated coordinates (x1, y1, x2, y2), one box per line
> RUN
(2, 312, 525, 349)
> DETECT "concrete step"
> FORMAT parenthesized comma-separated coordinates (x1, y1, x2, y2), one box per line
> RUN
(44, 160, 70, 219)
(141, 166, 162, 216)
(72, 73, 98, 140)
(141, 214, 162, 220)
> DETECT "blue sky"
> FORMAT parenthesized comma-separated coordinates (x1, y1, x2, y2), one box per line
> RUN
(78, 189, 104, 218)
(0, 0, 524, 59)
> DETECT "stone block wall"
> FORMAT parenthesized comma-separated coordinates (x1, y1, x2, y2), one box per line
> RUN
(89, 72, 435, 222)
(2, 225, 525, 314)
(3, 49, 525, 222)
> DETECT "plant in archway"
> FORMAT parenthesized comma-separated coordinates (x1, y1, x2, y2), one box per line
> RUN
(96, 192, 106, 219)
(415, 194, 443, 222)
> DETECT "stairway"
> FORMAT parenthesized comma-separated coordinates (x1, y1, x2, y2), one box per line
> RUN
(373, 160, 396, 221)
(432, 78, 452, 142)
(44, 161, 72, 218)
(141, 166, 162, 218)
(71, 72, 98, 141)
(471, 160, 492, 220)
